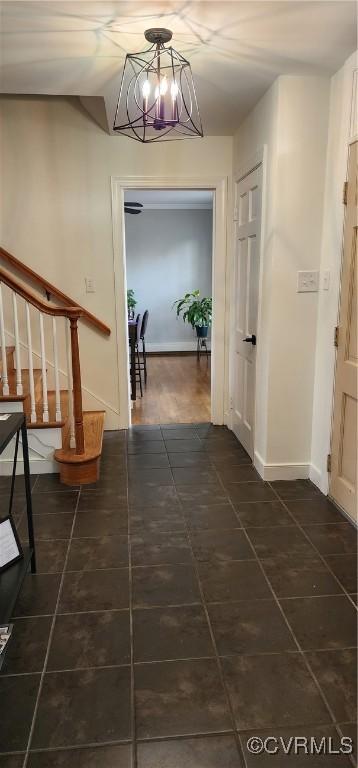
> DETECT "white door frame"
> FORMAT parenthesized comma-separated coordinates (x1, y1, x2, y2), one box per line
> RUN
(230, 146, 267, 466)
(111, 175, 229, 429)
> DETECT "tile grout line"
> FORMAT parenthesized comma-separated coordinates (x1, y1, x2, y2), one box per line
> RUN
(266, 483, 357, 768)
(174, 471, 249, 768)
(126, 435, 137, 768)
(13, 587, 357, 617)
(3, 643, 358, 680)
(212, 470, 280, 762)
(213, 471, 348, 754)
(22, 485, 82, 768)
(277, 494, 358, 610)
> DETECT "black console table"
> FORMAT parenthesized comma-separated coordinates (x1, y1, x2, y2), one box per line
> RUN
(0, 413, 36, 626)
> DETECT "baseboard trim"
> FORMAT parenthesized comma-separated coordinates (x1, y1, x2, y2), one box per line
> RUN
(254, 451, 311, 481)
(225, 410, 233, 430)
(309, 463, 328, 494)
(0, 457, 58, 476)
(146, 341, 211, 353)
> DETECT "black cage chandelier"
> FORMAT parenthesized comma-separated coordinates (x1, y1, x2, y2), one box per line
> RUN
(113, 28, 203, 143)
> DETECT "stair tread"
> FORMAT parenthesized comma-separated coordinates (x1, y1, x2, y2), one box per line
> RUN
(55, 411, 105, 465)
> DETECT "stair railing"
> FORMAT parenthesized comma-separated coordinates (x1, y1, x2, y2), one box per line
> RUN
(0, 246, 110, 336)
(0, 268, 85, 454)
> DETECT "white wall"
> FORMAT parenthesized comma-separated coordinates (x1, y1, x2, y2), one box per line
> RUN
(0, 96, 232, 427)
(310, 51, 358, 493)
(233, 76, 330, 478)
(125, 208, 213, 351)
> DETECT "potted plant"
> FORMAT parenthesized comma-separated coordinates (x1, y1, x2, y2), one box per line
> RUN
(173, 290, 212, 337)
(127, 289, 137, 320)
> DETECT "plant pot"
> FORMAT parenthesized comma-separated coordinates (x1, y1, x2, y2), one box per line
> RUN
(196, 325, 208, 338)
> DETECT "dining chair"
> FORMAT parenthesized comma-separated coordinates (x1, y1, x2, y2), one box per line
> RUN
(129, 314, 143, 398)
(140, 310, 149, 383)
(135, 314, 143, 396)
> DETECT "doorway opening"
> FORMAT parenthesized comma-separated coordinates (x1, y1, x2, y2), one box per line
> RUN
(111, 176, 228, 431)
(111, 176, 230, 436)
(124, 189, 213, 426)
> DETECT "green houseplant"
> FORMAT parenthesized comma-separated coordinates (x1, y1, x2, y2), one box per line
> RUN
(173, 290, 212, 338)
(127, 289, 137, 320)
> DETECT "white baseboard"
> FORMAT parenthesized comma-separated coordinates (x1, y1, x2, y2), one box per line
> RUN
(254, 451, 311, 481)
(310, 463, 328, 495)
(0, 457, 59, 476)
(146, 341, 211, 353)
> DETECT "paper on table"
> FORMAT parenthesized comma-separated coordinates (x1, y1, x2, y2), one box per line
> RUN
(0, 519, 20, 568)
(0, 624, 13, 656)
(0, 414, 11, 421)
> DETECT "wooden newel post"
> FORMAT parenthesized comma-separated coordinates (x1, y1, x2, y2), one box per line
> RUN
(70, 316, 85, 454)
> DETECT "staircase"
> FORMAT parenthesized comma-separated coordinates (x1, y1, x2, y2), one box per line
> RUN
(0, 247, 110, 485)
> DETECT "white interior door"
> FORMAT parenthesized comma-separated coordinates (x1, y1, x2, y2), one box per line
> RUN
(232, 165, 262, 457)
(330, 141, 357, 522)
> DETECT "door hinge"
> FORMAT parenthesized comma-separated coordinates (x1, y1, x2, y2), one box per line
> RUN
(334, 326, 339, 347)
(327, 453, 332, 473)
(343, 181, 348, 205)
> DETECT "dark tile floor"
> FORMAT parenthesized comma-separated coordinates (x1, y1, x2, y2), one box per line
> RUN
(0, 423, 357, 767)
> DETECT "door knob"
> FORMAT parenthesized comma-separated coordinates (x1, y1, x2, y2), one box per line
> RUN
(243, 334, 256, 346)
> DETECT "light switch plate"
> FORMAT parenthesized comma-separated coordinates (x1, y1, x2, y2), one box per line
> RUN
(85, 278, 96, 293)
(297, 270, 319, 293)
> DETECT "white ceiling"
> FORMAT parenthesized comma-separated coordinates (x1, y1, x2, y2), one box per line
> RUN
(124, 189, 213, 208)
(1, 1, 356, 135)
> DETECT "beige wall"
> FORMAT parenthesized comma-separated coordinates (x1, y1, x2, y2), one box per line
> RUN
(233, 76, 330, 476)
(0, 96, 233, 427)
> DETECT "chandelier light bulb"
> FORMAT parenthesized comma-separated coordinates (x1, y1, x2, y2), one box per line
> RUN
(159, 76, 168, 96)
(142, 80, 151, 98)
(171, 81, 179, 100)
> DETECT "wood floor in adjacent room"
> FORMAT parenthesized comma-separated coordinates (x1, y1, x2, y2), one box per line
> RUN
(131, 354, 211, 425)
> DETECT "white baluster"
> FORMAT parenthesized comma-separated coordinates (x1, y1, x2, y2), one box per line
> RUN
(39, 312, 49, 423)
(12, 293, 23, 396)
(52, 316, 62, 422)
(0, 283, 9, 395)
(25, 302, 37, 423)
(65, 319, 76, 448)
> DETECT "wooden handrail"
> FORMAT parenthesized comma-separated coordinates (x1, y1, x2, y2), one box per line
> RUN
(0, 246, 110, 335)
(0, 266, 86, 456)
(0, 267, 83, 319)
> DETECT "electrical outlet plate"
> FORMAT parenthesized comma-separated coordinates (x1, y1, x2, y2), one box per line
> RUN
(297, 270, 319, 293)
